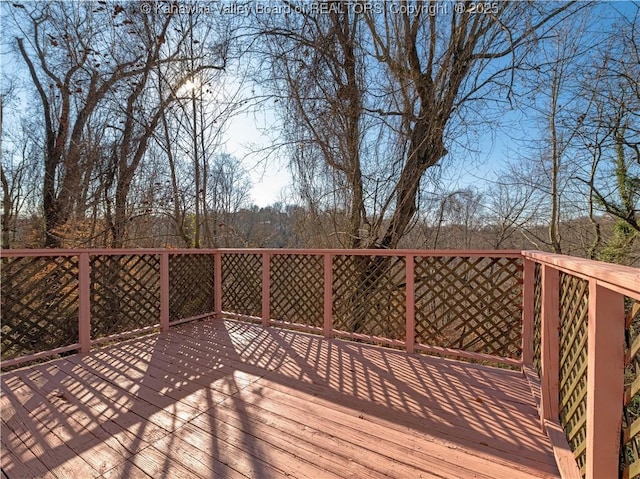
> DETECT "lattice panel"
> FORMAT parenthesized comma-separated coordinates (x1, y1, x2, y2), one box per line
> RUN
(169, 254, 215, 321)
(414, 256, 522, 358)
(623, 298, 640, 479)
(1, 256, 79, 360)
(332, 255, 406, 340)
(221, 253, 262, 317)
(558, 273, 589, 477)
(90, 255, 160, 338)
(270, 255, 324, 328)
(533, 263, 542, 377)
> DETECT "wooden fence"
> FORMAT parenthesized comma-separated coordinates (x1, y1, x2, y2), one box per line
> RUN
(522, 252, 640, 479)
(1, 248, 639, 478)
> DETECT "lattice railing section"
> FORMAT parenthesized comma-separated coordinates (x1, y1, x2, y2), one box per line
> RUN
(623, 298, 640, 479)
(270, 255, 324, 328)
(558, 273, 589, 477)
(533, 263, 542, 376)
(1, 256, 79, 360)
(90, 255, 161, 339)
(414, 256, 522, 358)
(221, 253, 262, 318)
(332, 255, 406, 339)
(169, 254, 215, 321)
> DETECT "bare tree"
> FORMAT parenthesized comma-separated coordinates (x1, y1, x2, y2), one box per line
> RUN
(257, 5, 368, 247)
(11, 2, 162, 245)
(259, 2, 580, 249)
(484, 178, 540, 249)
(1, 79, 43, 248)
(568, 6, 640, 263)
(207, 153, 251, 246)
(10, 2, 231, 247)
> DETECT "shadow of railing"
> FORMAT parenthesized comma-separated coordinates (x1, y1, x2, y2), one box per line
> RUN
(2, 319, 557, 478)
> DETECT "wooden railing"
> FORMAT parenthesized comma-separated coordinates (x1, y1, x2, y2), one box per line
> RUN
(522, 252, 640, 479)
(217, 249, 523, 364)
(0, 249, 219, 366)
(0, 249, 523, 366)
(1, 248, 639, 479)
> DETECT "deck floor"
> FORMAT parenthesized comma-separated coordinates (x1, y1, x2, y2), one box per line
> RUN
(1, 319, 559, 479)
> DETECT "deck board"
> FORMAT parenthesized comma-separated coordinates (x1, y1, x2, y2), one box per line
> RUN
(1, 319, 560, 478)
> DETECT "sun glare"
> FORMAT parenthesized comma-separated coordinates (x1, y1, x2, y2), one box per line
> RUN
(179, 79, 199, 95)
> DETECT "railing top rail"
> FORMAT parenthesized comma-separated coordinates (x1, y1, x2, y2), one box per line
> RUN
(0, 248, 524, 258)
(215, 248, 523, 257)
(523, 250, 640, 297)
(0, 248, 220, 257)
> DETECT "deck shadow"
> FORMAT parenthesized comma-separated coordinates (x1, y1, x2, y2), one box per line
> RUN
(1, 319, 559, 478)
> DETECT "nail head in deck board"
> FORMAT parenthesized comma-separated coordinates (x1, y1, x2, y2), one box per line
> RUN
(1, 320, 560, 479)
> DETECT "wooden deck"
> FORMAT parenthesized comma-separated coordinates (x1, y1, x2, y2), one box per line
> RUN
(1, 319, 560, 479)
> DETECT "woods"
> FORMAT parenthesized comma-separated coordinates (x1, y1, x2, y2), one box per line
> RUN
(1, 1, 638, 264)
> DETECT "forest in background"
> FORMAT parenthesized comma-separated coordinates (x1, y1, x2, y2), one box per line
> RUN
(1, 1, 638, 265)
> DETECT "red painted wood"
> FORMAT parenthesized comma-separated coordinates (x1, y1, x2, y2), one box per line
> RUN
(269, 319, 323, 335)
(0, 248, 220, 257)
(90, 325, 160, 346)
(6, 247, 640, 477)
(413, 343, 521, 367)
(0, 343, 80, 369)
(9, 369, 128, 470)
(0, 248, 524, 258)
(214, 250, 222, 319)
(1, 391, 98, 478)
(323, 253, 333, 338)
(543, 419, 582, 479)
(405, 254, 415, 353)
(586, 281, 625, 479)
(219, 311, 263, 323)
(0, 320, 560, 479)
(167, 312, 215, 327)
(159, 253, 169, 332)
(98, 460, 153, 479)
(215, 248, 524, 258)
(522, 258, 535, 367)
(540, 265, 560, 431)
(523, 250, 640, 299)
(150, 430, 257, 479)
(332, 330, 406, 348)
(0, 428, 56, 479)
(130, 445, 208, 479)
(261, 252, 270, 328)
(78, 252, 91, 353)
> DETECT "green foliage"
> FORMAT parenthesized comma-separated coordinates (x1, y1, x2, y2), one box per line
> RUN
(599, 220, 638, 264)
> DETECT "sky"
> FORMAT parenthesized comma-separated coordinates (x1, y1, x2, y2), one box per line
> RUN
(223, 108, 292, 207)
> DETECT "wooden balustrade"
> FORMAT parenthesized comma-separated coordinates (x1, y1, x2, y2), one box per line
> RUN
(1, 247, 639, 479)
(214, 249, 523, 364)
(522, 251, 640, 479)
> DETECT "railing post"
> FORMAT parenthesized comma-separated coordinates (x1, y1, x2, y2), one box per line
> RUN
(214, 251, 223, 319)
(262, 252, 270, 328)
(540, 264, 560, 432)
(522, 258, 535, 367)
(405, 254, 415, 353)
(323, 253, 333, 339)
(78, 252, 91, 353)
(585, 281, 624, 479)
(160, 252, 170, 332)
